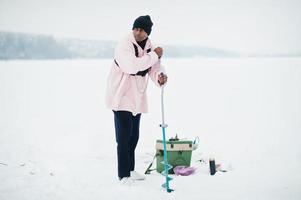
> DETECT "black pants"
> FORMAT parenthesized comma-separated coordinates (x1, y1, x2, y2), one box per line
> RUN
(113, 110, 141, 179)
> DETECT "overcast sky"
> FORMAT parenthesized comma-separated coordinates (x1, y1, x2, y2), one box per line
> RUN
(0, 0, 300, 54)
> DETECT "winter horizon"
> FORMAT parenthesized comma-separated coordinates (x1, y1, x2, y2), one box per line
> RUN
(0, 0, 301, 55)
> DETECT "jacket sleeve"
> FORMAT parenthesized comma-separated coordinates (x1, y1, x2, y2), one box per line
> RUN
(114, 40, 159, 75)
(149, 60, 166, 87)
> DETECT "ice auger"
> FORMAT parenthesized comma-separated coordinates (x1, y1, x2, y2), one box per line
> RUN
(159, 86, 174, 193)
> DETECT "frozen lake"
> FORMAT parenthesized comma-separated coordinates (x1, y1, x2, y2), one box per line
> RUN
(0, 57, 300, 200)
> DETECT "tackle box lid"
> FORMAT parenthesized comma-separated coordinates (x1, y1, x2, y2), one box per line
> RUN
(156, 139, 193, 151)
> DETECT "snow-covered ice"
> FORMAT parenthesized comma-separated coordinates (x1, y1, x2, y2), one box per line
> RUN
(0, 57, 300, 200)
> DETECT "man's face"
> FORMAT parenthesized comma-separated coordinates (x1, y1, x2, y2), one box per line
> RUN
(132, 28, 148, 42)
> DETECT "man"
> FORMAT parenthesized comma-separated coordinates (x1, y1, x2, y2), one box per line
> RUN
(105, 15, 168, 184)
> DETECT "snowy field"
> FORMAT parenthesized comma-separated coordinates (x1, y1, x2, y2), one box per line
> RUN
(0, 57, 300, 200)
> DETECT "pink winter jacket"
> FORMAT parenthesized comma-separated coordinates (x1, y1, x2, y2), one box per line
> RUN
(105, 33, 166, 116)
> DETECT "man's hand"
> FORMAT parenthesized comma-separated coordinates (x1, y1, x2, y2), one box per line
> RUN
(154, 47, 163, 58)
(158, 72, 167, 86)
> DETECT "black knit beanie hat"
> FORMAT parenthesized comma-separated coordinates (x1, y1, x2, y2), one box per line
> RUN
(132, 15, 153, 35)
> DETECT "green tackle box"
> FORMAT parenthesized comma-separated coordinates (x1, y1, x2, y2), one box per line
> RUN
(156, 139, 193, 174)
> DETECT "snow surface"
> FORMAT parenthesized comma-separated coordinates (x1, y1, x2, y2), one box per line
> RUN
(0, 57, 301, 200)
